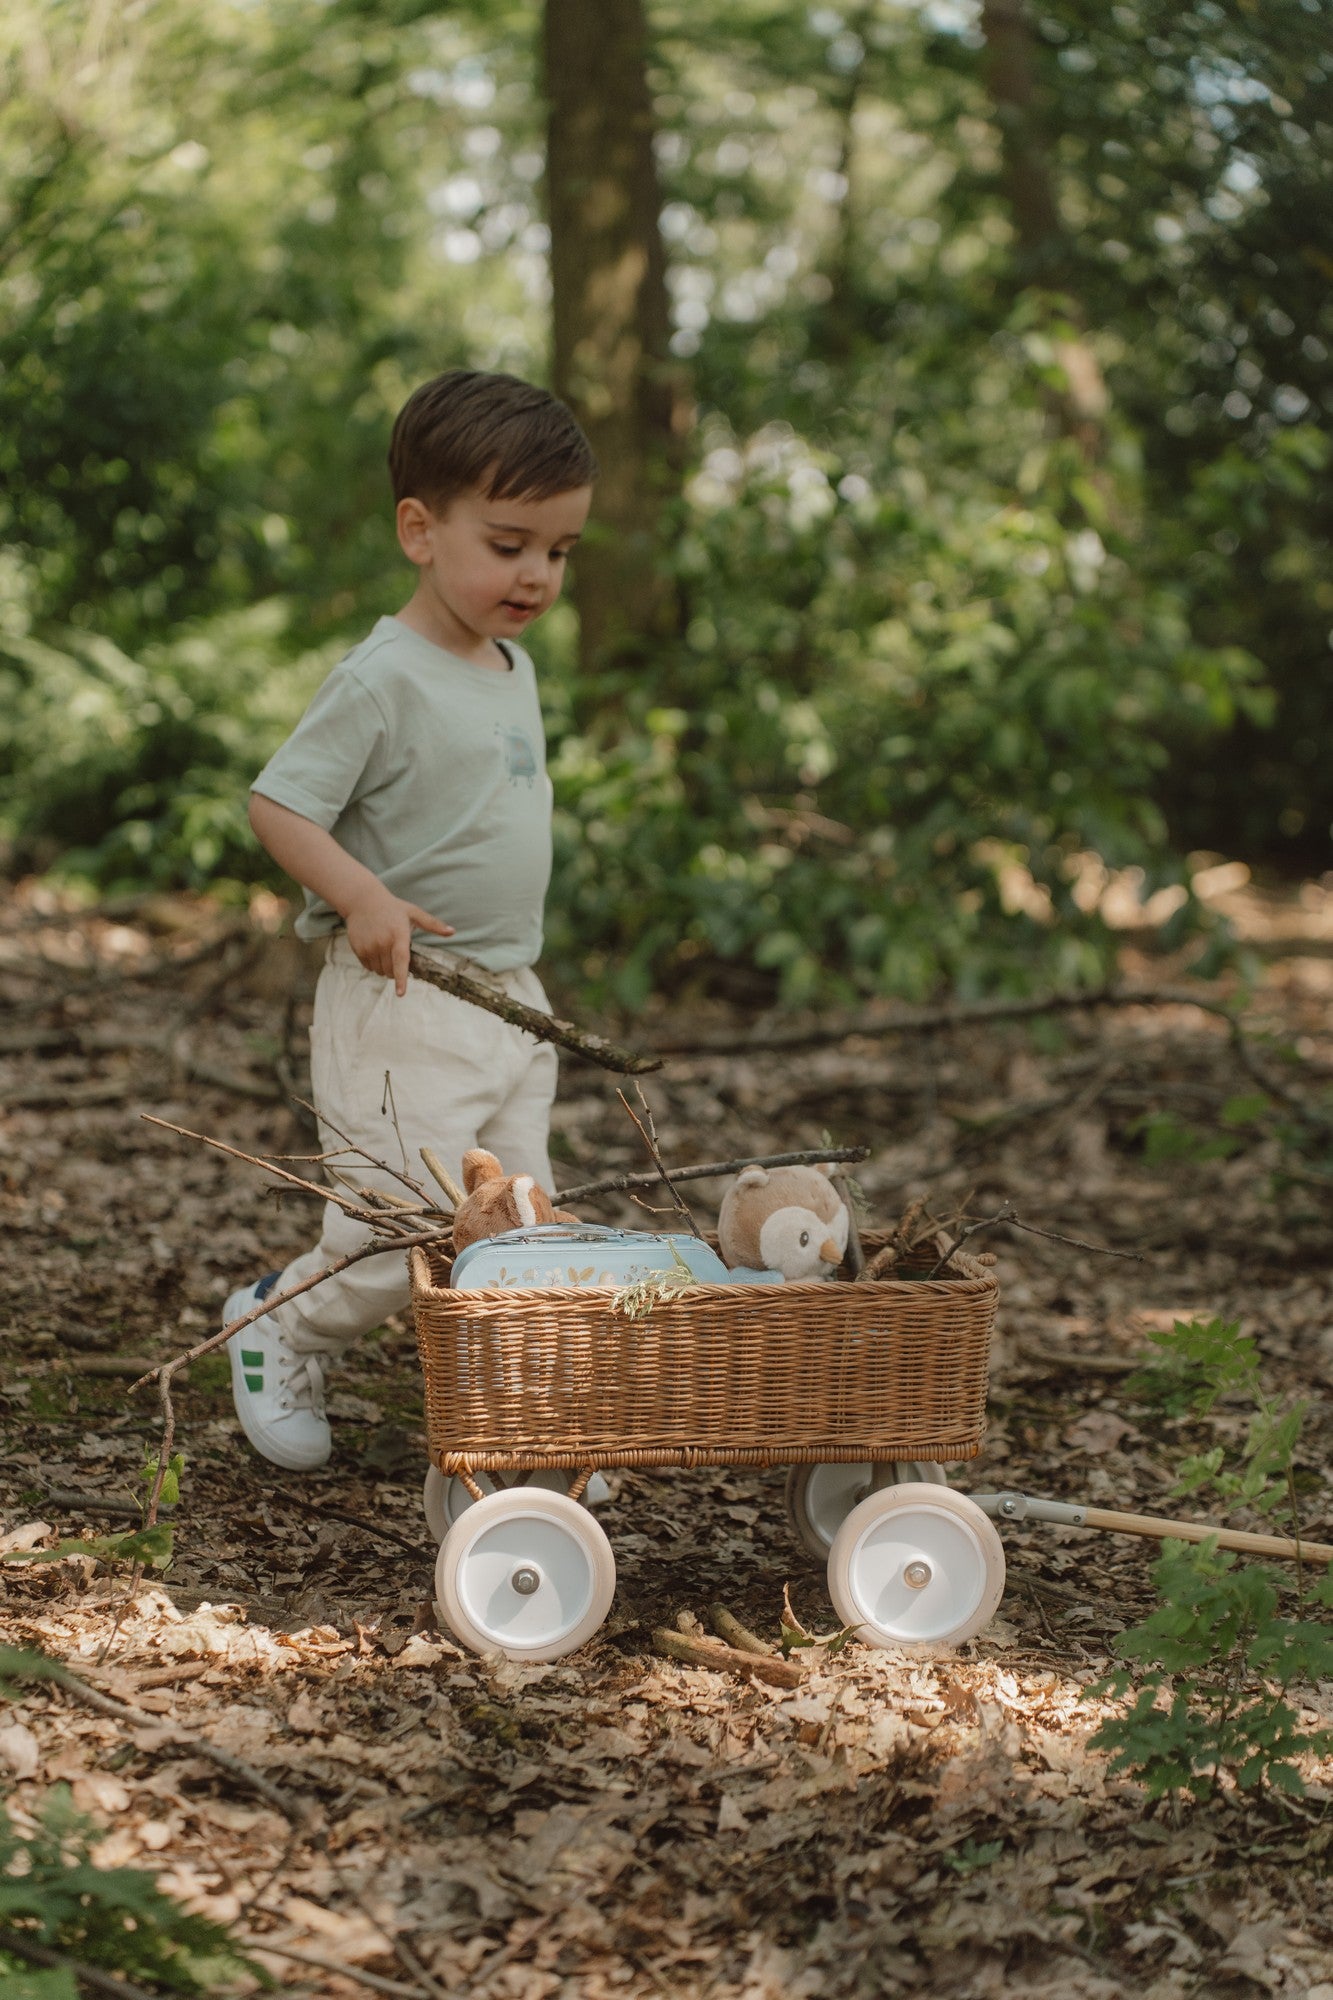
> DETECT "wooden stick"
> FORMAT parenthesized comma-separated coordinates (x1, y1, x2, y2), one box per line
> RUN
(653, 1628, 804, 1687)
(1082, 1506, 1333, 1567)
(708, 1605, 773, 1656)
(419, 1146, 463, 1208)
(559, 1145, 869, 1205)
(407, 950, 662, 1074)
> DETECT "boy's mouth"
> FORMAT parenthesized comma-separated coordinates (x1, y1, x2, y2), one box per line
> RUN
(501, 600, 538, 617)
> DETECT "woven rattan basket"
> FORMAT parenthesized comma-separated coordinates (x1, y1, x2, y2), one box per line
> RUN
(410, 1229, 996, 1476)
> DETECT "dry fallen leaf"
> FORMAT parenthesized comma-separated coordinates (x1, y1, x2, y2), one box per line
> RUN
(0, 1720, 41, 1779)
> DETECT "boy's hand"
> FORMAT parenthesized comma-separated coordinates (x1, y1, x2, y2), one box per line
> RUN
(344, 887, 454, 996)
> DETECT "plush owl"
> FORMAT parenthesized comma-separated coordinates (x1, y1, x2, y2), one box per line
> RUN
(717, 1163, 850, 1281)
(450, 1149, 580, 1254)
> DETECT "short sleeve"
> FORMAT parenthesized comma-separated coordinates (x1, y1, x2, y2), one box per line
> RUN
(250, 668, 388, 829)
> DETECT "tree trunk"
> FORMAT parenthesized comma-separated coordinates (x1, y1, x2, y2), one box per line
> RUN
(979, 0, 1107, 455)
(543, 0, 689, 682)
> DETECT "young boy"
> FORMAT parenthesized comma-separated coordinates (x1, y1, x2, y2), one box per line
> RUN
(225, 369, 596, 1470)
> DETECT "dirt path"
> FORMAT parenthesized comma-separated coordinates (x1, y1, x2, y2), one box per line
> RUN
(2, 882, 1332, 1998)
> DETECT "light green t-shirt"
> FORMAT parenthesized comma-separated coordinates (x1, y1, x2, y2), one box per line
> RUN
(251, 616, 553, 970)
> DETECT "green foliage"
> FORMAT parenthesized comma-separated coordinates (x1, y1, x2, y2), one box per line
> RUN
(1092, 1315, 1333, 1799)
(1125, 1315, 1260, 1418)
(548, 394, 1262, 999)
(944, 1838, 1003, 1878)
(0, 1777, 265, 1994)
(0, 1452, 182, 1576)
(1132, 1093, 1271, 1166)
(1089, 1543, 1333, 1800)
(0, 594, 335, 892)
(0, 1526, 174, 1573)
(1, 0, 1329, 993)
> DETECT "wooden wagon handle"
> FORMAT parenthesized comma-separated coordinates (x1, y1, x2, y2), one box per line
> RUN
(1081, 1505, 1333, 1568)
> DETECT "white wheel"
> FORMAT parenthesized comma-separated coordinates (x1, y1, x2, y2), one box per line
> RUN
(785, 1463, 874, 1560)
(435, 1488, 616, 1662)
(827, 1485, 1006, 1653)
(785, 1461, 949, 1559)
(423, 1466, 582, 1544)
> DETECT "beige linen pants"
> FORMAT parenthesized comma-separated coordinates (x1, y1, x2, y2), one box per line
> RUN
(266, 935, 558, 1358)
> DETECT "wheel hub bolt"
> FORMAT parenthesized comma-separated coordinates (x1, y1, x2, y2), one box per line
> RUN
(511, 1566, 541, 1596)
(903, 1560, 932, 1590)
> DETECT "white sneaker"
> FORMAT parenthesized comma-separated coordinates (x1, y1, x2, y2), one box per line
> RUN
(225, 1277, 332, 1471)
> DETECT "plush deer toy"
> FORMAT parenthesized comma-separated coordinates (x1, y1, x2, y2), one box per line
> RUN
(450, 1149, 580, 1254)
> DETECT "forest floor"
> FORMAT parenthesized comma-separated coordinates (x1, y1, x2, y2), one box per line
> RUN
(2, 873, 1333, 2000)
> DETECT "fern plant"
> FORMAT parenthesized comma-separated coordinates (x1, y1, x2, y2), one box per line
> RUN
(1090, 1317, 1333, 1799)
(0, 1780, 266, 1995)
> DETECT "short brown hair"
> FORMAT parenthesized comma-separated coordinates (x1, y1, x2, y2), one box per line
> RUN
(388, 369, 597, 510)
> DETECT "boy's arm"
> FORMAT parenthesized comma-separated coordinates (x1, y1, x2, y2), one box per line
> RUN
(249, 793, 453, 997)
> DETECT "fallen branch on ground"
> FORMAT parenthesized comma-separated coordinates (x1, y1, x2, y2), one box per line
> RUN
(708, 1605, 773, 1656)
(2, 1650, 312, 1828)
(653, 1627, 804, 1687)
(651, 981, 1333, 1131)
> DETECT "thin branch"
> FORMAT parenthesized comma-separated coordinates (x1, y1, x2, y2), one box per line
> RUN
(408, 949, 662, 1073)
(559, 1145, 869, 1205)
(289, 1093, 443, 1211)
(650, 980, 1333, 1131)
(239, 1938, 430, 2000)
(616, 1087, 706, 1240)
(141, 1114, 388, 1229)
(1007, 1214, 1147, 1260)
(320, 1510, 435, 1564)
(419, 1147, 463, 1208)
(8, 1654, 313, 1828)
(925, 1202, 1147, 1279)
(654, 980, 1241, 1052)
(133, 1227, 451, 1526)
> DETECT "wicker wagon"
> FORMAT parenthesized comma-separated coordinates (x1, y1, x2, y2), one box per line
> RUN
(409, 1230, 1005, 1661)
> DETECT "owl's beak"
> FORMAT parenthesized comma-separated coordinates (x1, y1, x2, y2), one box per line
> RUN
(820, 1237, 841, 1264)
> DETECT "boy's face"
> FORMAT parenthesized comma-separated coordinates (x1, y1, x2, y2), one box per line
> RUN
(396, 482, 593, 662)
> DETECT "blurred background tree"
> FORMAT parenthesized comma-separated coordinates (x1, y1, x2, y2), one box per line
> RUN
(1, 0, 1327, 1006)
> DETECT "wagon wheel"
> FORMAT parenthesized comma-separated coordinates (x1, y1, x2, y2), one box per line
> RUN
(423, 1466, 608, 1545)
(826, 1485, 1005, 1653)
(435, 1488, 616, 1662)
(784, 1460, 947, 1560)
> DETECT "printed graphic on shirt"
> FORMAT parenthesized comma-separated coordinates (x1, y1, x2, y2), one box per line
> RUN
(498, 725, 539, 786)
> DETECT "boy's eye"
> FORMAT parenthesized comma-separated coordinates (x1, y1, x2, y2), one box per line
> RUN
(492, 544, 522, 557)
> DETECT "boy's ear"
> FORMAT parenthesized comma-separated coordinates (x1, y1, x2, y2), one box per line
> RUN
(396, 497, 435, 564)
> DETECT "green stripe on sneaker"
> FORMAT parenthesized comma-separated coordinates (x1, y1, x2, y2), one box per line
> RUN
(240, 1351, 263, 1367)
(244, 1373, 264, 1391)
